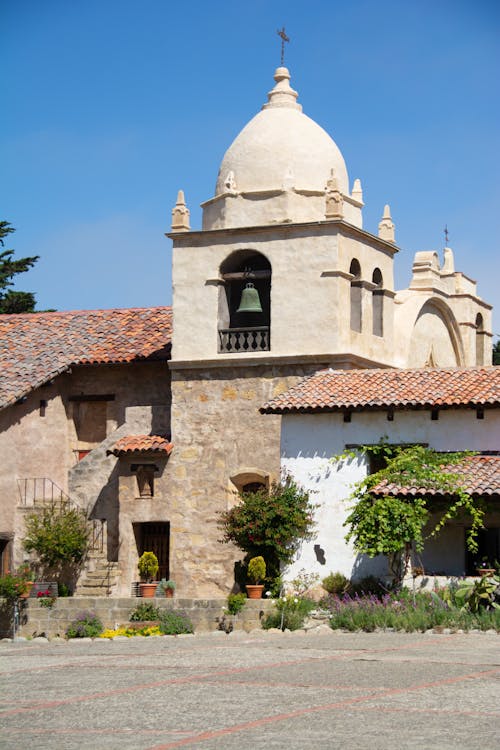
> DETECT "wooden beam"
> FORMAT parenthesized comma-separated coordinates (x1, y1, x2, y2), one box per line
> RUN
(221, 270, 271, 281)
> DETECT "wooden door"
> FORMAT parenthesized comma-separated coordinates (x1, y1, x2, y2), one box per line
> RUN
(139, 522, 170, 580)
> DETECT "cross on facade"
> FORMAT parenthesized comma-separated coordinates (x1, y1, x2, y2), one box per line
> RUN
(444, 224, 449, 245)
(277, 26, 290, 66)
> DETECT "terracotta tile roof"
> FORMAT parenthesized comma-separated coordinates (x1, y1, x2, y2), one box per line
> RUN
(0, 307, 172, 410)
(107, 435, 174, 456)
(260, 367, 500, 413)
(372, 455, 500, 497)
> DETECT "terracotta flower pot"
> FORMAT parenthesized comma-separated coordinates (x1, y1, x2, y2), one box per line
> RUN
(246, 584, 264, 599)
(476, 568, 495, 577)
(139, 582, 158, 598)
(19, 581, 34, 600)
(164, 588, 174, 598)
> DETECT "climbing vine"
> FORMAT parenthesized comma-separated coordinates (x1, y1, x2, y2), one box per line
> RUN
(340, 443, 484, 585)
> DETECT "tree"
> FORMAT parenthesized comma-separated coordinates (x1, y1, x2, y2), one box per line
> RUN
(23, 501, 90, 590)
(343, 444, 484, 586)
(218, 478, 317, 585)
(0, 221, 39, 313)
(493, 340, 500, 366)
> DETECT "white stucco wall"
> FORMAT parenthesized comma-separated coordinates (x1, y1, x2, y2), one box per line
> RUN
(281, 408, 499, 582)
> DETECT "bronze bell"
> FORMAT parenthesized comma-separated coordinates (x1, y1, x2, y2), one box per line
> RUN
(236, 282, 263, 313)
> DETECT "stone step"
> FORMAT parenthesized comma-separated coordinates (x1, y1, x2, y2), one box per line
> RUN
(84, 561, 120, 571)
(79, 576, 119, 586)
(74, 587, 114, 596)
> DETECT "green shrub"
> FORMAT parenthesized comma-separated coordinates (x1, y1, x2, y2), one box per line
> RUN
(159, 609, 194, 635)
(137, 552, 159, 582)
(262, 595, 316, 631)
(322, 572, 349, 595)
(218, 478, 317, 587)
(226, 593, 247, 615)
(247, 556, 266, 584)
(66, 611, 103, 638)
(129, 602, 160, 622)
(449, 575, 499, 612)
(23, 502, 90, 566)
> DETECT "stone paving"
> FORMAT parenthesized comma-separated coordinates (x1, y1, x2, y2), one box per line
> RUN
(0, 630, 499, 749)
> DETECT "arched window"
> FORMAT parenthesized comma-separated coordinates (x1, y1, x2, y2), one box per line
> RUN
(229, 470, 270, 495)
(218, 250, 271, 353)
(475, 313, 484, 365)
(349, 259, 362, 332)
(372, 268, 383, 337)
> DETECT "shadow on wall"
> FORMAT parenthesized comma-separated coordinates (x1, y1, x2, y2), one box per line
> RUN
(90, 462, 120, 562)
(152, 404, 171, 437)
(350, 552, 388, 581)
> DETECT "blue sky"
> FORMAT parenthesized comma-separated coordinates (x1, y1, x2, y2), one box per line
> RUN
(2, 0, 499, 337)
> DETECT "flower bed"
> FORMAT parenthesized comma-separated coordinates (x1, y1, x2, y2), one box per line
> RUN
(326, 589, 500, 632)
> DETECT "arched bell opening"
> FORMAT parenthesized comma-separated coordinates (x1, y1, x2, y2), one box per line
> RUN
(218, 250, 271, 353)
(372, 267, 384, 337)
(475, 313, 485, 365)
(349, 258, 362, 333)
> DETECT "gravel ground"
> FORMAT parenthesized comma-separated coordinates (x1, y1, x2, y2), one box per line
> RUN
(1, 629, 499, 750)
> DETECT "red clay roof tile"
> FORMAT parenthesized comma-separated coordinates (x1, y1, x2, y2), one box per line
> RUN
(108, 435, 173, 456)
(260, 367, 500, 413)
(0, 307, 172, 409)
(372, 455, 500, 497)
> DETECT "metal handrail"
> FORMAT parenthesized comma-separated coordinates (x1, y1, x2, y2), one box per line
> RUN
(16, 477, 105, 553)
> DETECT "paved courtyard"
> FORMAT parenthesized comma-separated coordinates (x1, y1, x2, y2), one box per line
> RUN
(1, 630, 499, 749)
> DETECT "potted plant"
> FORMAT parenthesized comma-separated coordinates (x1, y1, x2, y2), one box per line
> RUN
(0, 565, 34, 602)
(137, 552, 159, 597)
(17, 563, 35, 599)
(157, 579, 176, 598)
(246, 556, 266, 599)
(475, 558, 496, 577)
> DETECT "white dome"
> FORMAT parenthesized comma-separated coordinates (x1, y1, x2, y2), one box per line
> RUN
(215, 68, 349, 197)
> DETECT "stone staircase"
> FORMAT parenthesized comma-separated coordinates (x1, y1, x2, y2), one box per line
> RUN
(17, 477, 120, 597)
(74, 553, 121, 597)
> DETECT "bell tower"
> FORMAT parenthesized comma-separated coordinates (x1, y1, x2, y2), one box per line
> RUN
(163, 66, 406, 597)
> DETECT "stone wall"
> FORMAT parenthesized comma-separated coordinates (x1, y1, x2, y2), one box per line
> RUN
(0, 597, 273, 639)
(0, 361, 170, 570)
(114, 362, 322, 599)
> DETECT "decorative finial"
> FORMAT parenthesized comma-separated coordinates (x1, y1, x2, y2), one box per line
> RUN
(378, 204, 395, 243)
(351, 178, 363, 204)
(171, 189, 190, 232)
(444, 224, 449, 246)
(325, 169, 344, 220)
(277, 26, 290, 66)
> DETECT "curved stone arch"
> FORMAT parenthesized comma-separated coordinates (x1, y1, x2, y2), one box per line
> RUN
(226, 468, 271, 509)
(219, 248, 272, 277)
(408, 297, 465, 367)
(229, 468, 270, 493)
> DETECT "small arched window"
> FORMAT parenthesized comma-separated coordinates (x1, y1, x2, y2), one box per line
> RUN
(229, 470, 270, 496)
(218, 250, 271, 353)
(349, 259, 362, 333)
(372, 268, 384, 337)
(475, 313, 484, 365)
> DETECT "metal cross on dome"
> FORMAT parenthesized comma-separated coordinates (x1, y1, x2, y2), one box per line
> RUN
(277, 26, 290, 66)
(444, 224, 449, 245)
